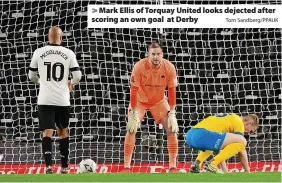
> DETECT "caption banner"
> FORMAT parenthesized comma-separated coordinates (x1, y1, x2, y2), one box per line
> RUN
(88, 5, 281, 28)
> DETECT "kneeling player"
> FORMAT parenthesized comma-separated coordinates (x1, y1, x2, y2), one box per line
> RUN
(186, 113, 259, 173)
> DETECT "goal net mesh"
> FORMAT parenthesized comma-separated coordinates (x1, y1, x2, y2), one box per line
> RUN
(0, 0, 281, 174)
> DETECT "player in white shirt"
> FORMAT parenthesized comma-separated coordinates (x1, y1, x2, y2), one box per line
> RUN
(29, 26, 81, 174)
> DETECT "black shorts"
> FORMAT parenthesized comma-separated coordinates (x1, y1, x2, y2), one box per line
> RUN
(38, 105, 70, 131)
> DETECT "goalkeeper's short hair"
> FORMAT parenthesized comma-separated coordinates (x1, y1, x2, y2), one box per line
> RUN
(148, 41, 161, 50)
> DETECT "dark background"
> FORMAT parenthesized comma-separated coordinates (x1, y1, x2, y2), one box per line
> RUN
(0, 0, 281, 166)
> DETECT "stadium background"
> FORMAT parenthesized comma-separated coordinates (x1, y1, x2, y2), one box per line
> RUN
(0, 0, 281, 173)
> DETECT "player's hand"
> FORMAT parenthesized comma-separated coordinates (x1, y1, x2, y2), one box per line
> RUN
(68, 80, 74, 92)
(168, 110, 178, 133)
(127, 110, 140, 133)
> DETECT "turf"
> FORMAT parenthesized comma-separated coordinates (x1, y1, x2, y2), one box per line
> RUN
(0, 172, 281, 182)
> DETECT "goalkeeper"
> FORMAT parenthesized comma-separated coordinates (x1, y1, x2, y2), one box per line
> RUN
(123, 42, 179, 172)
(186, 113, 259, 173)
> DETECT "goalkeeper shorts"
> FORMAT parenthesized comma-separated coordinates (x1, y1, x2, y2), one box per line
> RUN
(185, 128, 226, 152)
(128, 99, 170, 124)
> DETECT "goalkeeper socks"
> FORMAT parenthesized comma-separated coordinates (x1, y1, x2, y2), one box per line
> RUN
(167, 135, 178, 168)
(211, 143, 245, 166)
(42, 136, 52, 167)
(59, 137, 69, 168)
(124, 134, 136, 168)
(196, 150, 213, 168)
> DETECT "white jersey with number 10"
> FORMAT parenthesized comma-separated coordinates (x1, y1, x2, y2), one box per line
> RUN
(29, 44, 80, 106)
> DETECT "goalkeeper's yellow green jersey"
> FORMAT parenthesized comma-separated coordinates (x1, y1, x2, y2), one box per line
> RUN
(193, 113, 245, 135)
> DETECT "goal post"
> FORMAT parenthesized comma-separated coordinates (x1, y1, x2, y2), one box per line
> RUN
(0, 0, 281, 174)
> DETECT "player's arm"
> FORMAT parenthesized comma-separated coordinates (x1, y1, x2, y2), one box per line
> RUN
(238, 149, 250, 173)
(219, 160, 228, 173)
(29, 50, 40, 84)
(126, 63, 141, 133)
(69, 51, 81, 91)
(129, 63, 141, 111)
(168, 88, 176, 111)
(168, 64, 177, 110)
(167, 64, 178, 133)
(69, 51, 82, 85)
(130, 86, 139, 111)
(234, 118, 250, 172)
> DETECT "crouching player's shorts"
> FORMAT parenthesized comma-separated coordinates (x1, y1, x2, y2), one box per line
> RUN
(185, 128, 227, 152)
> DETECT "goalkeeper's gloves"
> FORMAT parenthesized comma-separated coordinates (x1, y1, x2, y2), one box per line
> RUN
(127, 110, 140, 133)
(168, 110, 179, 133)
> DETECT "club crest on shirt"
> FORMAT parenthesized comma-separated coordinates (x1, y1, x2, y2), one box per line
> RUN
(130, 76, 135, 83)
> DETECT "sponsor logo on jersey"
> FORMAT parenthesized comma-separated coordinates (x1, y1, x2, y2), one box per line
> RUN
(145, 84, 165, 88)
(214, 139, 222, 149)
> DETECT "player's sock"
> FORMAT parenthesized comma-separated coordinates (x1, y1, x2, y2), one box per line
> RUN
(124, 134, 136, 168)
(167, 135, 178, 168)
(59, 137, 69, 168)
(196, 150, 213, 168)
(211, 143, 245, 166)
(194, 160, 201, 167)
(42, 136, 52, 167)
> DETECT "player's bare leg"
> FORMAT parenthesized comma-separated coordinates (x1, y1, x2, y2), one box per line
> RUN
(57, 127, 70, 174)
(160, 116, 178, 172)
(42, 129, 54, 174)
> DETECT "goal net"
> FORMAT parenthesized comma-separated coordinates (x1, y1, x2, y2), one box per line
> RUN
(0, 0, 281, 174)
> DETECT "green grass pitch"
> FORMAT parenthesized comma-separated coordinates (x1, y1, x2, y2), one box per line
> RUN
(0, 172, 280, 182)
